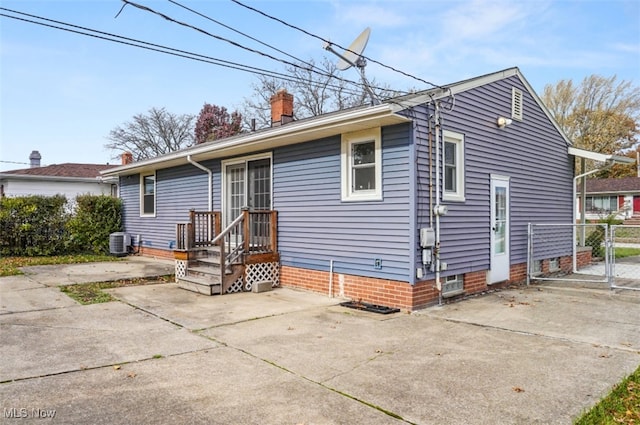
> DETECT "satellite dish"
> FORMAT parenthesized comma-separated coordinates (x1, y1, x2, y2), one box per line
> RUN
(336, 27, 370, 71)
(323, 27, 379, 105)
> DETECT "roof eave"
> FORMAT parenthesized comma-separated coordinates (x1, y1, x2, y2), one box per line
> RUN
(101, 104, 411, 177)
(0, 174, 106, 183)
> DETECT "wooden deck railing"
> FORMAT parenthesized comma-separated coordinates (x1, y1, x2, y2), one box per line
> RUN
(175, 209, 277, 254)
(175, 210, 221, 250)
(244, 210, 278, 254)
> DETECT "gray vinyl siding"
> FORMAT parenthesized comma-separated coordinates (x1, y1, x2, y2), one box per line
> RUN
(415, 75, 573, 278)
(120, 160, 219, 251)
(274, 124, 412, 282)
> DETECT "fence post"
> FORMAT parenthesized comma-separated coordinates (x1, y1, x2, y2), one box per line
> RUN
(270, 210, 278, 252)
(214, 212, 221, 243)
(243, 208, 250, 253)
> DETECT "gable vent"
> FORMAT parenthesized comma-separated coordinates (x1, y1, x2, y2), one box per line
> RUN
(511, 87, 523, 121)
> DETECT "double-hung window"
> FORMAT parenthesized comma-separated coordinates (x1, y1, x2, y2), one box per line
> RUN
(141, 173, 156, 216)
(585, 196, 617, 213)
(341, 128, 382, 202)
(443, 130, 465, 202)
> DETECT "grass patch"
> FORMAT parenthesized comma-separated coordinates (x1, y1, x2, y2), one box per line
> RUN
(0, 254, 118, 277)
(574, 364, 640, 424)
(60, 275, 174, 305)
(615, 247, 640, 259)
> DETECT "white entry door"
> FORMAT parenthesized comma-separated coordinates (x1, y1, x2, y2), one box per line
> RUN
(489, 175, 510, 283)
(223, 156, 272, 226)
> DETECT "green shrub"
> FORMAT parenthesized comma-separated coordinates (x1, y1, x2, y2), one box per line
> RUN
(0, 195, 68, 256)
(585, 226, 605, 258)
(0, 194, 123, 256)
(66, 195, 123, 255)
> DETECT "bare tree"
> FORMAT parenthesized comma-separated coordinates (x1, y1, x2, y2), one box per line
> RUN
(542, 75, 640, 157)
(241, 57, 400, 130)
(106, 107, 195, 161)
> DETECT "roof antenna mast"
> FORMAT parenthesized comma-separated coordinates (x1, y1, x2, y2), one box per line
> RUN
(323, 27, 380, 105)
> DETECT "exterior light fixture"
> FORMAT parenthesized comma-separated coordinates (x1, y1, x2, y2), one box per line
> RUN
(497, 117, 513, 128)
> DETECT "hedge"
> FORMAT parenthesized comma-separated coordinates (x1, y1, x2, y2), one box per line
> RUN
(0, 195, 122, 256)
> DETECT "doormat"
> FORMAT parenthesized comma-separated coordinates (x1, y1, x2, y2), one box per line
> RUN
(339, 301, 400, 315)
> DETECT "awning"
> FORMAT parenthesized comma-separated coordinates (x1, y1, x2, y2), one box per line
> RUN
(568, 147, 635, 165)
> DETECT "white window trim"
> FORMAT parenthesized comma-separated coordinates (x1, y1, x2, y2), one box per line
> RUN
(140, 172, 156, 217)
(442, 130, 465, 202)
(341, 128, 382, 202)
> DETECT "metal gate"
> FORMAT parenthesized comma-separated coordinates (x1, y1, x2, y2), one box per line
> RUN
(527, 223, 610, 285)
(528, 223, 640, 291)
(610, 225, 640, 291)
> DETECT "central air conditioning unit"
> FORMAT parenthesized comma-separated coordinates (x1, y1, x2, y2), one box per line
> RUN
(109, 232, 131, 256)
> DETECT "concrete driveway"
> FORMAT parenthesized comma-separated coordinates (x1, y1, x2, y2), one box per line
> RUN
(1, 260, 639, 424)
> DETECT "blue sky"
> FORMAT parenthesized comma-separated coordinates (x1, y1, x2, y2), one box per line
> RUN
(1, 0, 639, 171)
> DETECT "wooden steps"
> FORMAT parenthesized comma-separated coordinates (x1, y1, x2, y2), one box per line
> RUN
(177, 247, 224, 295)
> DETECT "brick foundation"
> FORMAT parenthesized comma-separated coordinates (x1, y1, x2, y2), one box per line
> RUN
(281, 253, 579, 311)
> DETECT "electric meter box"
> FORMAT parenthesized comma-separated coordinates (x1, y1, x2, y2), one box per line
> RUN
(420, 228, 435, 248)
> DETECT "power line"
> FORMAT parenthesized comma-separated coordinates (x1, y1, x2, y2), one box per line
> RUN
(118, 0, 383, 95)
(119, 1, 333, 80)
(167, 0, 325, 78)
(0, 7, 363, 96)
(230, 0, 445, 90)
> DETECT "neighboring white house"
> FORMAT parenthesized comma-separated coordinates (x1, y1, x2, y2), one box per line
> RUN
(577, 176, 640, 221)
(0, 151, 118, 201)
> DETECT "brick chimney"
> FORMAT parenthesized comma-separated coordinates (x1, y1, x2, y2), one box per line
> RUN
(270, 89, 294, 127)
(121, 152, 133, 165)
(29, 150, 41, 168)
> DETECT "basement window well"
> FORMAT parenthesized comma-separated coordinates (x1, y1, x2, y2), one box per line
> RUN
(442, 274, 464, 298)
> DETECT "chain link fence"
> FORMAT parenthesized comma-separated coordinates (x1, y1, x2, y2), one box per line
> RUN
(527, 223, 640, 291)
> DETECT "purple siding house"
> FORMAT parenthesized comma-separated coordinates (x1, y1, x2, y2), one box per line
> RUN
(102, 67, 585, 310)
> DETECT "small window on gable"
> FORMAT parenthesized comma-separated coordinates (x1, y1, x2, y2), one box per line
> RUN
(341, 128, 382, 202)
(442, 130, 465, 202)
(140, 173, 156, 217)
(511, 87, 523, 121)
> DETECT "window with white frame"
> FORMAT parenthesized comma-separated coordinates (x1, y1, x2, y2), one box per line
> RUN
(443, 130, 465, 202)
(341, 128, 382, 201)
(585, 196, 618, 214)
(140, 173, 156, 216)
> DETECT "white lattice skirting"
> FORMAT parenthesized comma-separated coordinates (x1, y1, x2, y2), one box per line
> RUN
(244, 262, 280, 292)
(175, 260, 187, 278)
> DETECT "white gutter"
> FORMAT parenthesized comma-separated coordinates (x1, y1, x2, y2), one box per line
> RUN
(101, 103, 408, 178)
(187, 155, 212, 211)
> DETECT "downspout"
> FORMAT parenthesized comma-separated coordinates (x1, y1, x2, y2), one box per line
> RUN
(428, 111, 434, 228)
(187, 155, 212, 212)
(434, 101, 443, 306)
(572, 162, 613, 272)
(187, 155, 214, 242)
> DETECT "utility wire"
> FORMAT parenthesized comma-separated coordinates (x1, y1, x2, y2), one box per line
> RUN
(0, 8, 364, 96)
(119, 0, 388, 95)
(120, 1, 336, 82)
(167, 0, 325, 78)
(230, 0, 445, 90)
